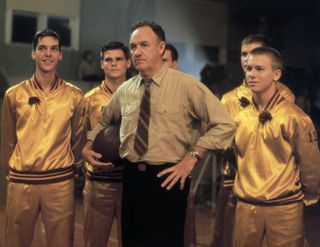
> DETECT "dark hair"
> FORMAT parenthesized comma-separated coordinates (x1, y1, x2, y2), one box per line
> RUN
(241, 34, 270, 47)
(32, 29, 61, 51)
(165, 44, 179, 62)
(131, 21, 166, 42)
(100, 41, 130, 60)
(250, 47, 283, 70)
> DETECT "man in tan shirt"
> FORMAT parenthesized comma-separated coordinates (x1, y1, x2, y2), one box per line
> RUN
(83, 41, 131, 247)
(82, 21, 235, 247)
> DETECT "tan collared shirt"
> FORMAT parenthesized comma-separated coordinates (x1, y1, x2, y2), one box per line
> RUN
(234, 91, 320, 204)
(1, 76, 86, 181)
(88, 66, 235, 165)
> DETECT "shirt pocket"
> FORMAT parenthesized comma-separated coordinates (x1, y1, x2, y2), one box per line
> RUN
(152, 104, 182, 131)
(120, 104, 138, 136)
(152, 104, 180, 115)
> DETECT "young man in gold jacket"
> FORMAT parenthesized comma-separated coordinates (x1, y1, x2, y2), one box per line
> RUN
(82, 41, 131, 247)
(211, 34, 295, 247)
(1, 29, 86, 247)
(232, 47, 320, 247)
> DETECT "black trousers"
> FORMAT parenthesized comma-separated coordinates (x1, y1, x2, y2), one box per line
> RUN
(121, 161, 190, 247)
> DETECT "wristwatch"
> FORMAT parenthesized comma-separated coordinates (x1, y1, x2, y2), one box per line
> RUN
(190, 150, 201, 161)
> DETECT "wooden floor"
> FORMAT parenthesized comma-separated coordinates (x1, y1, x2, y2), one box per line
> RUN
(0, 193, 319, 247)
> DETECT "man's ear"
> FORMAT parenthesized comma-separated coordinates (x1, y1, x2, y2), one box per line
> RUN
(126, 59, 131, 69)
(273, 69, 282, 82)
(159, 41, 166, 56)
(31, 50, 35, 60)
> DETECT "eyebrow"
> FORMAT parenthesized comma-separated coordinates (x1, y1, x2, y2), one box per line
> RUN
(37, 45, 59, 48)
(104, 56, 125, 60)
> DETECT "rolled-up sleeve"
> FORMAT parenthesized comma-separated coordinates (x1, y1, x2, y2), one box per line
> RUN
(189, 81, 236, 151)
(87, 90, 121, 142)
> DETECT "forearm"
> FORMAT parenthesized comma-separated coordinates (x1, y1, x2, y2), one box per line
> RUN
(87, 123, 107, 141)
(191, 84, 236, 151)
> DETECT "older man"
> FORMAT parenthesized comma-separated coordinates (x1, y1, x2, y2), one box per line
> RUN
(82, 21, 235, 247)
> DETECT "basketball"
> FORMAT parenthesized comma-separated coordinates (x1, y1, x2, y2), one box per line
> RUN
(92, 125, 122, 166)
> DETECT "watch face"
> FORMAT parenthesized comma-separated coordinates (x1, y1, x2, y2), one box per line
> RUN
(191, 150, 200, 161)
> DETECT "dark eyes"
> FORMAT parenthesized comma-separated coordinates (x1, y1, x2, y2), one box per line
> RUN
(241, 52, 248, 57)
(104, 57, 125, 63)
(37, 46, 60, 52)
(130, 43, 148, 50)
(246, 66, 264, 72)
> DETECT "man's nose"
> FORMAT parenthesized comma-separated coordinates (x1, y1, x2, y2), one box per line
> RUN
(45, 48, 52, 56)
(133, 46, 142, 56)
(248, 70, 256, 78)
(244, 55, 249, 63)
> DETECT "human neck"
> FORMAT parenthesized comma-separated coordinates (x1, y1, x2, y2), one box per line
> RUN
(253, 86, 277, 112)
(35, 70, 56, 93)
(140, 61, 163, 79)
(105, 76, 125, 93)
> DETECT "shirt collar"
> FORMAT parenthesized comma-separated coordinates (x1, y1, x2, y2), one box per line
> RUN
(31, 74, 61, 91)
(242, 78, 248, 88)
(252, 89, 284, 112)
(137, 65, 169, 88)
(101, 80, 114, 94)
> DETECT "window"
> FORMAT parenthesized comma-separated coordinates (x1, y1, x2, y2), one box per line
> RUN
(5, 10, 79, 49)
(11, 12, 37, 44)
(48, 17, 71, 47)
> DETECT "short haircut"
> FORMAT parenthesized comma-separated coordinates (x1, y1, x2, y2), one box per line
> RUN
(165, 44, 179, 62)
(241, 34, 270, 47)
(100, 41, 130, 60)
(131, 21, 166, 42)
(249, 47, 283, 71)
(32, 29, 61, 51)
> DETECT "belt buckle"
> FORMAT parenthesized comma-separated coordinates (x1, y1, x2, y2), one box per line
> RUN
(137, 163, 146, 172)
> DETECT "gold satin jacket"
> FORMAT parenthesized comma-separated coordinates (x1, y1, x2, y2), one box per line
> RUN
(1, 76, 86, 184)
(220, 80, 295, 182)
(88, 66, 235, 165)
(233, 91, 320, 205)
(85, 81, 112, 129)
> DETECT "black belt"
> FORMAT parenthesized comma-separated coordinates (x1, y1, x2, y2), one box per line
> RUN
(124, 160, 175, 173)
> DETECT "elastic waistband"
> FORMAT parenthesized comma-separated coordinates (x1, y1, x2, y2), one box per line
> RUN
(237, 196, 302, 207)
(84, 169, 123, 183)
(9, 166, 74, 184)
